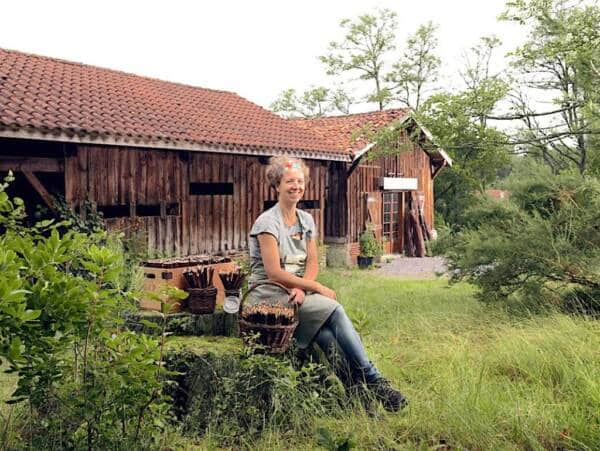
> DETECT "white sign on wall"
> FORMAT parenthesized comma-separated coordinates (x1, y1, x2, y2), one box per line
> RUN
(381, 177, 418, 190)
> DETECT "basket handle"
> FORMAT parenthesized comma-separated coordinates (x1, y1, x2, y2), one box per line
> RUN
(240, 281, 299, 319)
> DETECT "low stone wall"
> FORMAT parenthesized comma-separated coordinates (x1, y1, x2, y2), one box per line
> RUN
(126, 310, 239, 337)
(126, 309, 350, 442)
(163, 336, 346, 442)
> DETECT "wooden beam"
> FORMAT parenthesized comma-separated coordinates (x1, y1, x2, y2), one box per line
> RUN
(22, 171, 57, 212)
(0, 157, 63, 172)
(432, 160, 447, 180)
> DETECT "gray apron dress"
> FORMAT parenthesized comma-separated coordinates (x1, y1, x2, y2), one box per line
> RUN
(246, 204, 338, 349)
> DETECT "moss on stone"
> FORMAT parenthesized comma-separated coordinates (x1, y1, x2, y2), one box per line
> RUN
(164, 335, 243, 356)
(125, 310, 239, 337)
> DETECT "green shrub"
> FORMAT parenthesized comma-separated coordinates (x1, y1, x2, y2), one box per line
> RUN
(445, 173, 600, 314)
(0, 173, 171, 449)
(428, 213, 454, 256)
(358, 224, 383, 258)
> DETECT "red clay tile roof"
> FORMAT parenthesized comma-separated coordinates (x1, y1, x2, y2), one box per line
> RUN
(0, 48, 345, 159)
(291, 109, 410, 155)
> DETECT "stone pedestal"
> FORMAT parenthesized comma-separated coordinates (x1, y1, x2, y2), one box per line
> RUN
(324, 236, 351, 268)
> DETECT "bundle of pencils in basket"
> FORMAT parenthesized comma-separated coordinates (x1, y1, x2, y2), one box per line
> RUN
(218, 268, 246, 292)
(241, 302, 295, 325)
(183, 267, 214, 289)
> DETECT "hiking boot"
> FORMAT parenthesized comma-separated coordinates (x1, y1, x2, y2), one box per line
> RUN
(367, 378, 408, 412)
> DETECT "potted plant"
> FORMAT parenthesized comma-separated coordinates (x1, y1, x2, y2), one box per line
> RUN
(358, 224, 383, 269)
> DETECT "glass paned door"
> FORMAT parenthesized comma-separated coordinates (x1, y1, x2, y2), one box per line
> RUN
(382, 192, 402, 253)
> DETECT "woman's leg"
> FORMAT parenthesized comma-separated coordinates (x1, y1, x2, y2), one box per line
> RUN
(316, 306, 407, 411)
(314, 324, 354, 386)
(320, 306, 380, 384)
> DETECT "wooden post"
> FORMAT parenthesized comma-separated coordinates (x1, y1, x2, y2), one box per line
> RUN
(22, 171, 57, 212)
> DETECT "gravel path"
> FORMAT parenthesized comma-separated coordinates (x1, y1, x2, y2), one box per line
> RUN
(375, 256, 448, 278)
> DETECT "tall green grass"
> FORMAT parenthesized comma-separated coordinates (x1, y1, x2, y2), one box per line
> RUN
(2, 271, 599, 449)
(310, 271, 600, 450)
(0, 361, 22, 447)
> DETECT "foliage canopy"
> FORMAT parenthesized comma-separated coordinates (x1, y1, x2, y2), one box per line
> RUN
(445, 172, 600, 314)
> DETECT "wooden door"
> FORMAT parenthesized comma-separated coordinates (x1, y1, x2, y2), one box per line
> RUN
(383, 191, 403, 253)
(365, 191, 383, 240)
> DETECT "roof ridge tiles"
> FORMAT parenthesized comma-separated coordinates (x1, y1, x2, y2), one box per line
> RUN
(289, 107, 410, 121)
(289, 108, 412, 155)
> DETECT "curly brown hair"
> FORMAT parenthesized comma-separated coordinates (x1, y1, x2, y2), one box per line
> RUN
(265, 155, 310, 189)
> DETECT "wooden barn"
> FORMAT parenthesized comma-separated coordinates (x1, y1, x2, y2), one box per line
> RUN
(0, 48, 450, 264)
(296, 111, 452, 264)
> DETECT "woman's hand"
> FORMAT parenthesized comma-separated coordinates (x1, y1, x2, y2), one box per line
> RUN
(314, 283, 337, 301)
(288, 288, 306, 305)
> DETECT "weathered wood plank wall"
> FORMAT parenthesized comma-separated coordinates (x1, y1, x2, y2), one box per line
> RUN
(65, 146, 184, 254)
(346, 144, 433, 244)
(65, 146, 328, 256)
(186, 153, 327, 255)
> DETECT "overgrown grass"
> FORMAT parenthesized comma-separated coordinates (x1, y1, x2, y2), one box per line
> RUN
(2, 270, 599, 449)
(246, 270, 600, 450)
(0, 361, 21, 446)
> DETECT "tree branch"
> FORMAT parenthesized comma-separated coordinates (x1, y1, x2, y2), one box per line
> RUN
(486, 103, 581, 121)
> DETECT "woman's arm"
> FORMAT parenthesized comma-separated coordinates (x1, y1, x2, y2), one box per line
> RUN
(303, 238, 336, 299)
(257, 233, 333, 297)
(303, 238, 318, 281)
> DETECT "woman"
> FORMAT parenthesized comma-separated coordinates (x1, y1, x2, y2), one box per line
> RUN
(246, 156, 407, 412)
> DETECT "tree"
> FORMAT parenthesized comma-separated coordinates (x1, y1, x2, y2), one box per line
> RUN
(270, 87, 329, 118)
(273, 10, 442, 115)
(270, 86, 353, 118)
(497, 0, 600, 174)
(416, 36, 511, 226)
(330, 87, 354, 115)
(445, 172, 600, 314)
(319, 8, 397, 110)
(386, 21, 441, 110)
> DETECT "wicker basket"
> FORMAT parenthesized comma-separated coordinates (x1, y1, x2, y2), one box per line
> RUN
(185, 286, 217, 314)
(239, 282, 298, 354)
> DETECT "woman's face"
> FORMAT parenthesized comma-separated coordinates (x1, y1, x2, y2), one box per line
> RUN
(277, 168, 305, 204)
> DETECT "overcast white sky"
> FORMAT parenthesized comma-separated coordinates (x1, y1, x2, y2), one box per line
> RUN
(1, 0, 526, 112)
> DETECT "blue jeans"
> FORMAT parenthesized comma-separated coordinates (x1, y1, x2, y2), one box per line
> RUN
(314, 306, 380, 384)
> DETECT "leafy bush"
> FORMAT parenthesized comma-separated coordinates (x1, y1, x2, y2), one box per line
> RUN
(445, 173, 600, 314)
(358, 224, 383, 258)
(427, 213, 454, 256)
(0, 174, 171, 449)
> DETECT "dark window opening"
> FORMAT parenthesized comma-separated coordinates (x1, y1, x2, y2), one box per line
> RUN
(189, 182, 234, 195)
(136, 204, 161, 217)
(299, 200, 320, 209)
(166, 202, 180, 216)
(95, 202, 180, 218)
(97, 204, 130, 219)
(1, 171, 65, 223)
(0, 137, 66, 158)
(263, 200, 277, 211)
